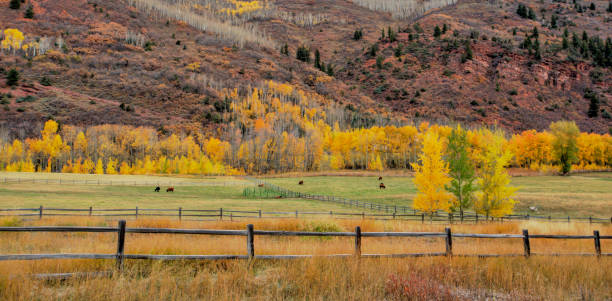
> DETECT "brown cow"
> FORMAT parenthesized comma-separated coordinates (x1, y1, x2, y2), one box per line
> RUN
(166, 187, 174, 192)
(379, 183, 386, 189)
(275, 195, 283, 199)
(378, 176, 383, 181)
(299, 180, 304, 185)
(258, 183, 265, 187)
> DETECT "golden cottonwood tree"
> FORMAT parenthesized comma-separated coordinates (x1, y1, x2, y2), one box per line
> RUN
(411, 130, 453, 216)
(474, 129, 517, 218)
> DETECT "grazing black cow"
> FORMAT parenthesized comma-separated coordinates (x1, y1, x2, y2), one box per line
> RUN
(166, 187, 174, 192)
(378, 176, 383, 181)
(298, 180, 304, 185)
(154, 186, 160, 192)
(379, 183, 386, 189)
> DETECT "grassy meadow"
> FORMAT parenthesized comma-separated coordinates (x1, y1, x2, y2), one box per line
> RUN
(0, 173, 355, 212)
(0, 217, 610, 300)
(263, 172, 612, 218)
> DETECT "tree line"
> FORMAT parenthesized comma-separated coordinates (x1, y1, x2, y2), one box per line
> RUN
(0, 82, 610, 175)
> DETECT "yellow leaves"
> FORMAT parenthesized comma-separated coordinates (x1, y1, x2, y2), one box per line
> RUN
(474, 129, 517, 218)
(412, 130, 453, 214)
(367, 154, 383, 171)
(1, 29, 25, 52)
(106, 158, 118, 174)
(219, 0, 263, 16)
(95, 159, 105, 174)
(186, 62, 201, 72)
(508, 130, 553, 168)
(74, 132, 88, 154)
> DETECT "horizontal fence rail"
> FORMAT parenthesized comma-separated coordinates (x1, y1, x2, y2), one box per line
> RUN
(0, 221, 610, 269)
(1, 206, 611, 224)
(245, 177, 612, 224)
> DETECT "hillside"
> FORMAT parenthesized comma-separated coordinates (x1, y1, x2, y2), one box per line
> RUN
(0, 0, 610, 139)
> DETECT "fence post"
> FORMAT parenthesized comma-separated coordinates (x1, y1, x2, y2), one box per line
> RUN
(295, 210, 298, 219)
(568, 216, 570, 223)
(475, 214, 478, 224)
(89, 206, 93, 216)
(355, 226, 362, 257)
(445, 228, 452, 257)
(593, 230, 601, 257)
(362, 212, 365, 220)
(522, 229, 531, 258)
(393, 212, 396, 219)
(421, 214, 424, 224)
(39, 206, 43, 220)
(230, 213, 233, 221)
(220, 208, 223, 221)
(246, 224, 254, 260)
(448, 213, 452, 224)
(116, 220, 126, 270)
(330, 211, 333, 217)
(179, 207, 182, 221)
(135, 207, 138, 220)
(258, 210, 262, 218)
(589, 216, 592, 224)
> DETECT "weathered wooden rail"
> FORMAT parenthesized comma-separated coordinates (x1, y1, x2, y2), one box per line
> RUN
(1, 206, 610, 224)
(0, 221, 610, 270)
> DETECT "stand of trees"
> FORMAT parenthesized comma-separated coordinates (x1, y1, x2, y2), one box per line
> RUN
(1, 81, 610, 175)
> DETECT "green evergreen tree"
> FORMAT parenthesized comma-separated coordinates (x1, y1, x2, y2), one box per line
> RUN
(534, 39, 541, 60)
(24, 5, 34, 18)
(528, 7, 536, 19)
(434, 25, 441, 38)
(6, 69, 19, 86)
(388, 26, 396, 42)
(296, 45, 310, 62)
(9, 0, 20, 9)
(314, 49, 321, 69)
(445, 126, 477, 221)
(586, 89, 600, 117)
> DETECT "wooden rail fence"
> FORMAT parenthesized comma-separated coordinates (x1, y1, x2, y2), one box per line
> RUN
(1, 206, 611, 224)
(0, 221, 610, 270)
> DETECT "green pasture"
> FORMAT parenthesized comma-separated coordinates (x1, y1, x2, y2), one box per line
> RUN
(263, 173, 612, 217)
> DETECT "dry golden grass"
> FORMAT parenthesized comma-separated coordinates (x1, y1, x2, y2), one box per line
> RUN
(0, 217, 610, 300)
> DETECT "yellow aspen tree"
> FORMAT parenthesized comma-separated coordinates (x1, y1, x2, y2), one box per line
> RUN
(106, 158, 118, 174)
(95, 159, 105, 174)
(119, 162, 132, 175)
(367, 154, 384, 171)
(474, 129, 517, 219)
(74, 132, 88, 156)
(411, 130, 453, 216)
(82, 158, 95, 174)
(61, 160, 73, 173)
(1, 29, 25, 54)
